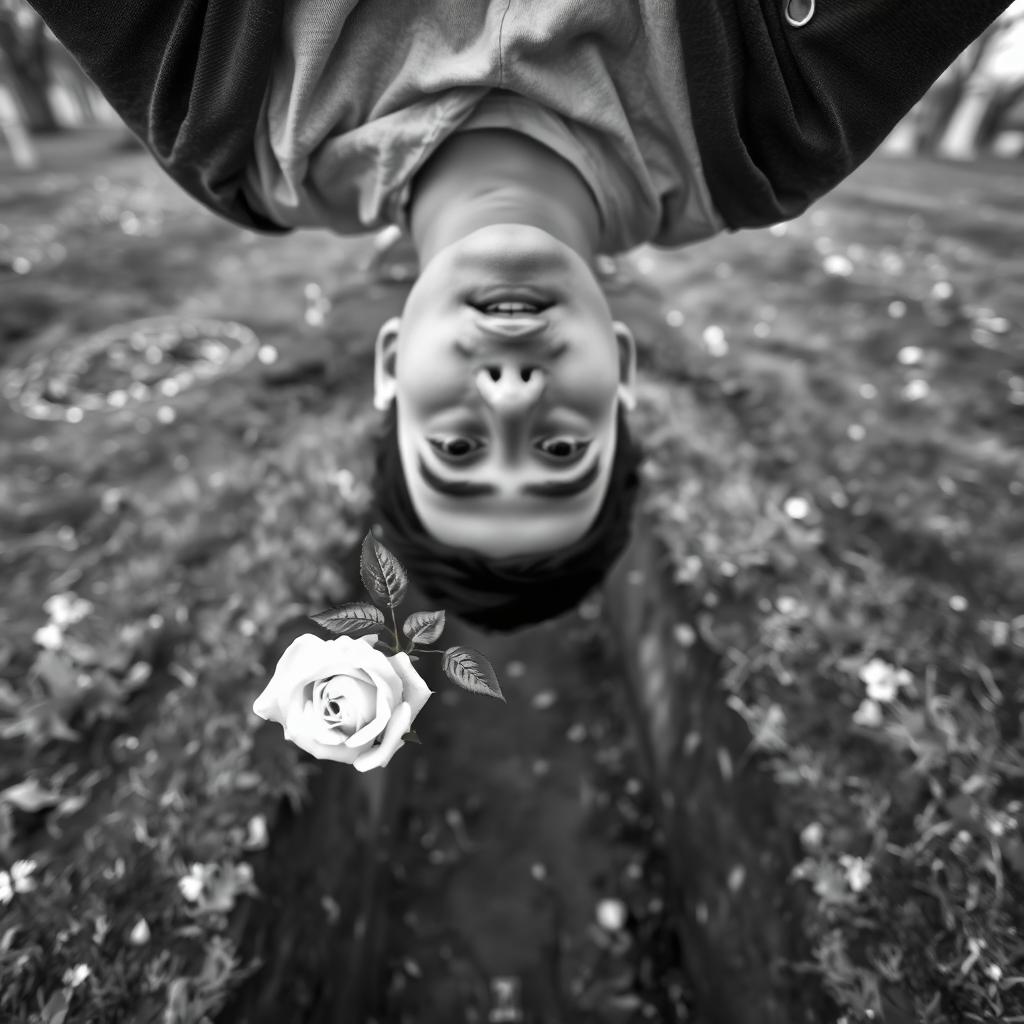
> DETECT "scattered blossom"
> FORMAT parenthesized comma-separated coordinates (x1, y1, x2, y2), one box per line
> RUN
(839, 854, 871, 893)
(596, 898, 628, 932)
(858, 658, 913, 703)
(784, 496, 812, 520)
(800, 822, 825, 852)
(62, 963, 91, 988)
(178, 863, 206, 903)
(853, 699, 883, 728)
(43, 592, 94, 627)
(11, 859, 37, 889)
(0, 859, 38, 903)
(244, 814, 268, 850)
(33, 622, 64, 650)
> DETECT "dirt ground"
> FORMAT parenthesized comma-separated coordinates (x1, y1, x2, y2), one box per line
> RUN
(1, 129, 1022, 1023)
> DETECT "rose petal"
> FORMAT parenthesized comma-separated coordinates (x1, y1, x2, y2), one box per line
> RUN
(284, 697, 309, 742)
(343, 688, 393, 749)
(255, 634, 399, 725)
(280, 682, 311, 739)
(299, 700, 349, 746)
(376, 661, 405, 708)
(254, 634, 343, 723)
(350, 643, 408, 705)
(350, 668, 389, 722)
(315, 675, 378, 733)
(288, 730, 362, 764)
(388, 652, 433, 718)
(354, 701, 413, 772)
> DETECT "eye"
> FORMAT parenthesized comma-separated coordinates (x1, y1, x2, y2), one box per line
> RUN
(428, 436, 483, 459)
(536, 437, 590, 459)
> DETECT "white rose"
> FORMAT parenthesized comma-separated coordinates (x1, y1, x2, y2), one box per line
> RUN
(253, 633, 431, 772)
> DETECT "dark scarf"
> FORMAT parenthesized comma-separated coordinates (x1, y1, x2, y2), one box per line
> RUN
(369, 404, 645, 633)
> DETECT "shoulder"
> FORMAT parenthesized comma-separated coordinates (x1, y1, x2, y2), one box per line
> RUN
(31, 0, 289, 230)
(677, 0, 1015, 228)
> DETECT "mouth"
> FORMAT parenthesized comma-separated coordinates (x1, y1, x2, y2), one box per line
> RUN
(468, 290, 555, 316)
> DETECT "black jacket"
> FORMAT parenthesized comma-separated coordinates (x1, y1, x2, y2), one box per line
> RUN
(28, 0, 1014, 234)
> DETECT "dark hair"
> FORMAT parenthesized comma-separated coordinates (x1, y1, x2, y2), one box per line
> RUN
(368, 401, 647, 633)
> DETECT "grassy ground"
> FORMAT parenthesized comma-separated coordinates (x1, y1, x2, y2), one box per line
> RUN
(614, 155, 1024, 1021)
(1, 129, 1022, 1022)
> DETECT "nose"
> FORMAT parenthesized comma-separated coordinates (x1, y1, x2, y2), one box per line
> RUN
(475, 362, 546, 412)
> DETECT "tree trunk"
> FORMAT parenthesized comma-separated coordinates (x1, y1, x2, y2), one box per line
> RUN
(0, 17, 61, 133)
(975, 81, 1024, 154)
(912, 20, 1009, 155)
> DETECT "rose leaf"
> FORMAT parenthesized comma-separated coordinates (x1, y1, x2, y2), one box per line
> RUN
(310, 602, 386, 636)
(442, 646, 505, 702)
(402, 610, 446, 646)
(401, 730, 422, 745)
(360, 532, 409, 610)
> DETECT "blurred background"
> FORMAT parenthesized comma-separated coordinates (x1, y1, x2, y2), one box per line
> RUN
(2, 3, 1023, 1024)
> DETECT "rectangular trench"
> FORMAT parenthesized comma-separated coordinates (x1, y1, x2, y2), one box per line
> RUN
(219, 511, 835, 1023)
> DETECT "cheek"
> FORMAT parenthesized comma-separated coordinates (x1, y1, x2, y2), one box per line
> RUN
(559, 358, 620, 413)
(395, 336, 464, 410)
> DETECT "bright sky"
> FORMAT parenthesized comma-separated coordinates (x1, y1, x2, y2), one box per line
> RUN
(987, 0, 1024, 80)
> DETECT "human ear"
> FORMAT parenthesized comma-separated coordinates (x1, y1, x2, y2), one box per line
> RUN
(613, 321, 637, 412)
(373, 317, 400, 411)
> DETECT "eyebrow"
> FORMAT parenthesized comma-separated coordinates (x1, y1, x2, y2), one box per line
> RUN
(417, 453, 601, 498)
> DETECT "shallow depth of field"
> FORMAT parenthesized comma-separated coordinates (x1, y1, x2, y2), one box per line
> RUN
(2, 111, 1023, 1024)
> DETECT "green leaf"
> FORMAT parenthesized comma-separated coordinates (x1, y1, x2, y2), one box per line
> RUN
(402, 609, 446, 646)
(442, 646, 505, 702)
(401, 730, 422, 745)
(310, 602, 386, 637)
(360, 531, 409, 610)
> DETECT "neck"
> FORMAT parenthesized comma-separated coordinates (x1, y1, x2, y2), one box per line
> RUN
(407, 129, 602, 267)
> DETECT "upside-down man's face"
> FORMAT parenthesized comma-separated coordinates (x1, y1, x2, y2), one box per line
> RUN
(374, 223, 636, 559)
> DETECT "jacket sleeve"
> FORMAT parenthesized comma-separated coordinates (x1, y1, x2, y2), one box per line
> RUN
(680, 0, 1016, 230)
(27, 0, 288, 232)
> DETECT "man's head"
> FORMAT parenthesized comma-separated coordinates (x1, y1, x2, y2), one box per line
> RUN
(369, 393, 646, 634)
(366, 124, 645, 630)
(373, 222, 638, 559)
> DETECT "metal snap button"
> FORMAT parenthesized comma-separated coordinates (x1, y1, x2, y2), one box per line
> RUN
(785, 0, 815, 27)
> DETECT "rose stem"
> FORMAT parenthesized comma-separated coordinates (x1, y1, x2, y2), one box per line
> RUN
(389, 605, 402, 654)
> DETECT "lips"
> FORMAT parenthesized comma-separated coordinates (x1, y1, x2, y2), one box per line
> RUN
(479, 302, 544, 315)
(469, 288, 555, 313)
(471, 310, 550, 338)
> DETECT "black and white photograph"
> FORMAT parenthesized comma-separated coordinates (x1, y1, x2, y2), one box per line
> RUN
(2, 1, 1023, 1021)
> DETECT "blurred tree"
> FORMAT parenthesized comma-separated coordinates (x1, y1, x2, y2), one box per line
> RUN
(0, 62, 37, 167)
(910, 4, 1024, 157)
(0, 0, 59, 132)
(974, 78, 1024, 153)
